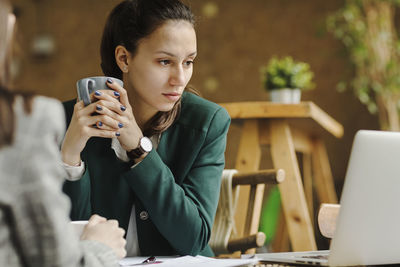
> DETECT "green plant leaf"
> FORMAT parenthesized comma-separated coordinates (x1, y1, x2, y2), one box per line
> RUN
(260, 56, 315, 91)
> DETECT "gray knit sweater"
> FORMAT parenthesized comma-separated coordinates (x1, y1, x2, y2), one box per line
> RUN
(0, 96, 118, 267)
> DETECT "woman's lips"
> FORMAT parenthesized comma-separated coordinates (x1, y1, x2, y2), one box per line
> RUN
(162, 93, 181, 102)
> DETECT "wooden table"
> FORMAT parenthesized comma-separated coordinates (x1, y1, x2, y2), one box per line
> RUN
(219, 101, 343, 252)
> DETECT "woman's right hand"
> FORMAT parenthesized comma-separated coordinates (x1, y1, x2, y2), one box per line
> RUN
(81, 215, 127, 259)
(61, 98, 119, 166)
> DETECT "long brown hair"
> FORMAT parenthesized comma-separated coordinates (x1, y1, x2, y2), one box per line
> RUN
(0, 0, 12, 87)
(0, 0, 33, 148)
(100, 0, 198, 136)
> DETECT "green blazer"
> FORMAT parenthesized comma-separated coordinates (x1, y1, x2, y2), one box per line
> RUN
(62, 92, 230, 256)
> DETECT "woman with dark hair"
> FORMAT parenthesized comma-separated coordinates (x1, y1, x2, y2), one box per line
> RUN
(61, 0, 230, 257)
(0, 0, 126, 265)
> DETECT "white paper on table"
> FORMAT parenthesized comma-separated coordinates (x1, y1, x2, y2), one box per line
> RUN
(119, 255, 258, 267)
(119, 256, 175, 266)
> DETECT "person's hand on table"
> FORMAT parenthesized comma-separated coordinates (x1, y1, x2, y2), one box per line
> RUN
(81, 214, 127, 259)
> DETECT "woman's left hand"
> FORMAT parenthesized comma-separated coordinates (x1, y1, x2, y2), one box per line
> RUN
(93, 80, 143, 151)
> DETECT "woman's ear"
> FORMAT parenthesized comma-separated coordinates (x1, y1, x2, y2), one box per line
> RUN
(115, 45, 130, 73)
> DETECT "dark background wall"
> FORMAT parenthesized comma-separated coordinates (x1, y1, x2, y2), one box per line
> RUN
(11, 0, 380, 195)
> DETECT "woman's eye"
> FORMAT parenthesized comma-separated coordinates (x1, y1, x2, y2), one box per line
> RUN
(159, 60, 171, 66)
(184, 60, 194, 66)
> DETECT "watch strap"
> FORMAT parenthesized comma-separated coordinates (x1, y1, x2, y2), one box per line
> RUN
(127, 147, 144, 159)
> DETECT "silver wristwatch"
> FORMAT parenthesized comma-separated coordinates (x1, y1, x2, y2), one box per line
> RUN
(127, 136, 153, 159)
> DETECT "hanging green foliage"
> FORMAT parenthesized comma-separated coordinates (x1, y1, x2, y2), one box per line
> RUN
(327, 0, 400, 130)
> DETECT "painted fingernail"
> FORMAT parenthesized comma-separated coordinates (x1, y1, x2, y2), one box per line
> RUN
(96, 105, 102, 111)
(118, 122, 123, 128)
(95, 90, 101, 96)
(121, 105, 126, 111)
(98, 121, 103, 127)
(114, 91, 120, 97)
(107, 78, 113, 84)
(116, 132, 120, 137)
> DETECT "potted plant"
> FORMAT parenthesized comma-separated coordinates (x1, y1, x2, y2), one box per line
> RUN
(260, 56, 315, 103)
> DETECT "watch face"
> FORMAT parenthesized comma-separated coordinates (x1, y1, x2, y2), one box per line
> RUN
(140, 137, 153, 152)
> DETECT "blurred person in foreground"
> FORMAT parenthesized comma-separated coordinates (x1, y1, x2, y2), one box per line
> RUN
(0, 0, 126, 265)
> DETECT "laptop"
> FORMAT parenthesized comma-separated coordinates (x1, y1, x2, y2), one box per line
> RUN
(256, 130, 400, 266)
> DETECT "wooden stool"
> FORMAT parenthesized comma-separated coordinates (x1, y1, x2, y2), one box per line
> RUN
(318, 203, 340, 239)
(212, 169, 285, 256)
(219, 101, 343, 251)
